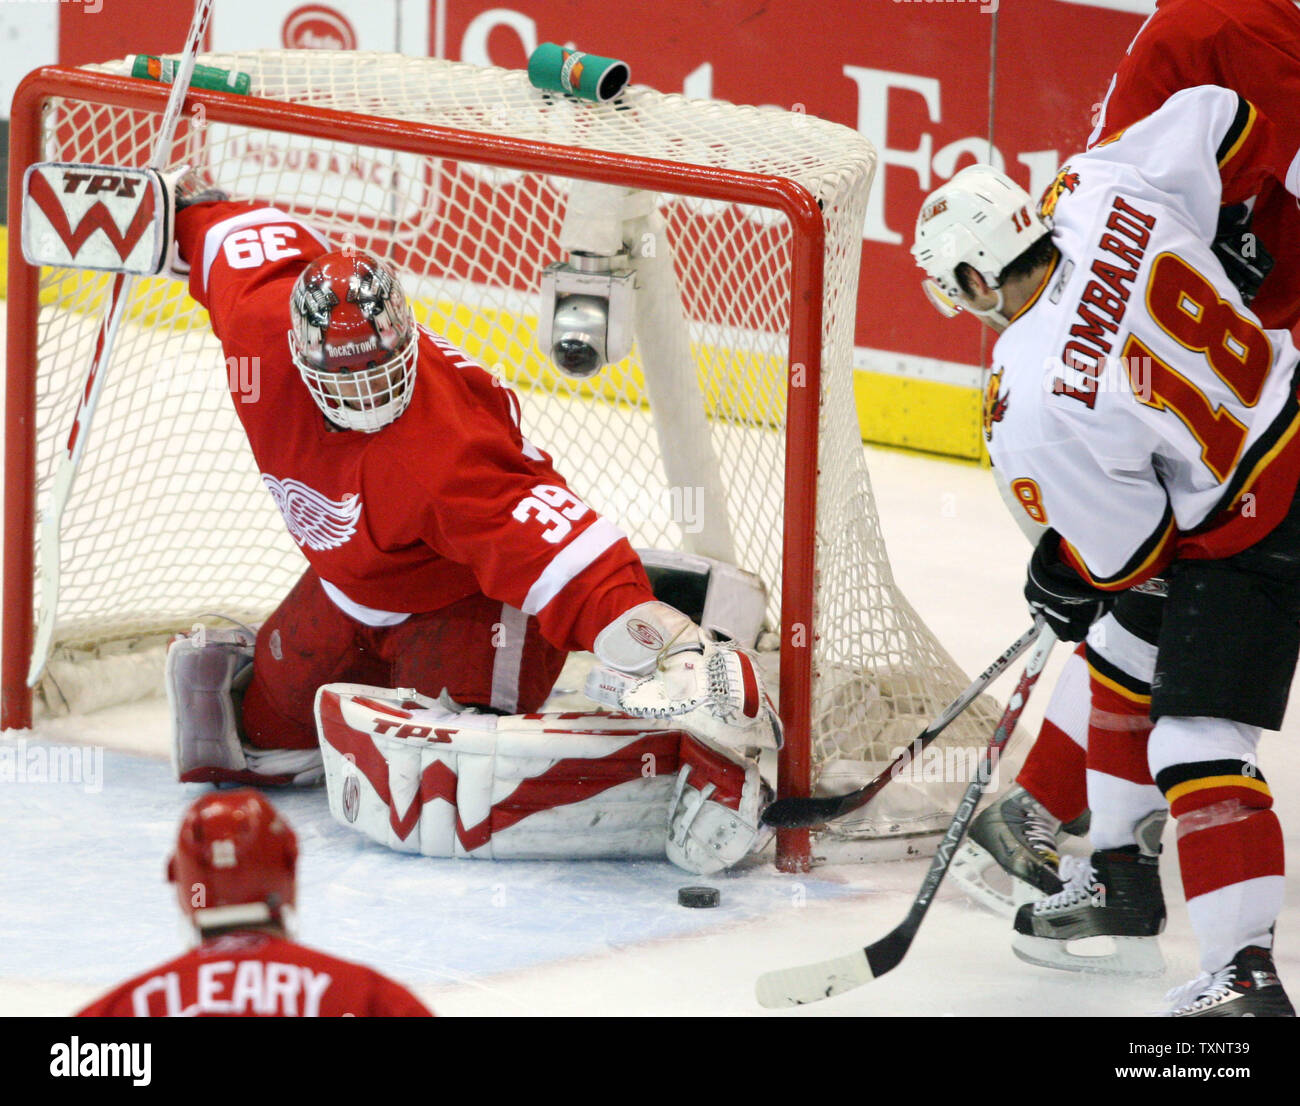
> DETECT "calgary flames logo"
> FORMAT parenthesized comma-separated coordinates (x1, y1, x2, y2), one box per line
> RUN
(982, 368, 1009, 442)
(1037, 166, 1080, 223)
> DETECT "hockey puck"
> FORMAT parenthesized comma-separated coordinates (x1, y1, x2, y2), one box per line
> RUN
(677, 886, 720, 908)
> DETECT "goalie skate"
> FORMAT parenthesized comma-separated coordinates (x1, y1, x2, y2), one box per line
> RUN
(1012, 842, 1166, 977)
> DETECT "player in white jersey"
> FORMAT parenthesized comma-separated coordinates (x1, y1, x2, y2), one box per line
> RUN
(957, 0, 1300, 936)
(912, 85, 1298, 1016)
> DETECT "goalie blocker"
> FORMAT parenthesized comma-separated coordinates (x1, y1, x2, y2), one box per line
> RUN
(315, 685, 770, 875)
(21, 162, 223, 277)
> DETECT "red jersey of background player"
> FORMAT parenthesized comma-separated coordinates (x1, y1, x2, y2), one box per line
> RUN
(77, 931, 432, 1018)
(78, 791, 433, 1018)
(1089, 0, 1300, 330)
(172, 202, 653, 651)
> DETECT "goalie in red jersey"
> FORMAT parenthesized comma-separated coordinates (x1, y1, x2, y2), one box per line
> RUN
(78, 791, 433, 1017)
(161, 185, 778, 875)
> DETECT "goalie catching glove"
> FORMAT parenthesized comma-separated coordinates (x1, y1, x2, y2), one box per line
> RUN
(167, 626, 323, 787)
(585, 601, 782, 751)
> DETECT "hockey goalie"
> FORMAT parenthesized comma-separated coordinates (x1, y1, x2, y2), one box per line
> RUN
(23, 164, 780, 876)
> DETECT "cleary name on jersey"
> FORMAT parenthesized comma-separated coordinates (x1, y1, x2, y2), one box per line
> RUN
(173, 203, 654, 650)
(76, 932, 432, 1017)
(986, 85, 1300, 589)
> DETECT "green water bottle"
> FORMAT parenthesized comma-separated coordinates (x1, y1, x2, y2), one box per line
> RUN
(528, 43, 629, 103)
(131, 54, 252, 96)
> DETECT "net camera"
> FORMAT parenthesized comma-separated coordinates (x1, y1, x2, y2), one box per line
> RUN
(538, 250, 637, 378)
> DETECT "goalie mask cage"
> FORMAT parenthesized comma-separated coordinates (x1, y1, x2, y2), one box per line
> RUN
(4, 53, 1001, 871)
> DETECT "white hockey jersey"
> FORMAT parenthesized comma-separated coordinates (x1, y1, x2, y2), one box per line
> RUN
(985, 85, 1300, 588)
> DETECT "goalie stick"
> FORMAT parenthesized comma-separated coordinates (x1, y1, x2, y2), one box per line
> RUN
(26, 0, 215, 687)
(755, 622, 1056, 1009)
(759, 619, 1045, 829)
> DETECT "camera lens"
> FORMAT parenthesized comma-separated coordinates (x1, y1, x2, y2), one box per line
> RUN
(552, 337, 603, 378)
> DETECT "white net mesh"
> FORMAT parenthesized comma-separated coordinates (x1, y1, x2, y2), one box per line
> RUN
(21, 52, 999, 834)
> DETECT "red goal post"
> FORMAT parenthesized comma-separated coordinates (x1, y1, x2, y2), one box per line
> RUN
(4, 53, 999, 872)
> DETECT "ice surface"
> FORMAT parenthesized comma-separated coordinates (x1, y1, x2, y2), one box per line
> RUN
(3, 442, 1296, 1019)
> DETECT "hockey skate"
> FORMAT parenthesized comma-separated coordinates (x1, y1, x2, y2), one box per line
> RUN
(951, 786, 1089, 917)
(1166, 946, 1296, 1018)
(1011, 811, 1166, 976)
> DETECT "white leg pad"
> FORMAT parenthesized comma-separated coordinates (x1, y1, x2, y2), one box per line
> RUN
(667, 739, 769, 874)
(167, 626, 323, 786)
(315, 684, 767, 872)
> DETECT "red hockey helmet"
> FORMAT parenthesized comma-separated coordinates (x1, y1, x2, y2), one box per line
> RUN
(288, 248, 418, 432)
(167, 790, 298, 933)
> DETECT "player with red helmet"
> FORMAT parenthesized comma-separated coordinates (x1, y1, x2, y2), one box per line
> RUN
(160, 188, 777, 873)
(77, 791, 433, 1017)
(287, 248, 420, 433)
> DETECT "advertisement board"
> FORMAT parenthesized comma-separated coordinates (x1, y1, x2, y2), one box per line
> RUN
(11, 0, 1152, 456)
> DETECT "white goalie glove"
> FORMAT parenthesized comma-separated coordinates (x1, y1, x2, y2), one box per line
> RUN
(586, 601, 782, 751)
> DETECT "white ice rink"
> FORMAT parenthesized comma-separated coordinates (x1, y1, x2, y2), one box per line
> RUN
(3, 439, 1298, 1020)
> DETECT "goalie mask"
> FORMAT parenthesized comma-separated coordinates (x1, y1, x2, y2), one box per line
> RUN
(288, 249, 418, 432)
(911, 164, 1052, 321)
(167, 790, 298, 934)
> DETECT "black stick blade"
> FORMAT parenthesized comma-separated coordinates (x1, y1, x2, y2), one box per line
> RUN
(759, 791, 861, 829)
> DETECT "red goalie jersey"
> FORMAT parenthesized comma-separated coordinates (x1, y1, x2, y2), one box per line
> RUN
(77, 931, 433, 1018)
(172, 203, 653, 651)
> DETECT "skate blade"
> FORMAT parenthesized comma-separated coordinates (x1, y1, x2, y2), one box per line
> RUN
(950, 840, 1041, 919)
(1012, 933, 1165, 977)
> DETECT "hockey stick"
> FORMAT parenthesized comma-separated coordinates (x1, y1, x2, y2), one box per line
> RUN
(755, 622, 1056, 1008)
(26, 0, 215, 687)
(760, 619, 1045, 829)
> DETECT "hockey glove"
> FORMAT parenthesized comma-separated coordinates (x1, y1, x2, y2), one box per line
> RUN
(585, 601, 783, 751)
(167, 164, 229, 211)
(1212, 203, 1274, 305)
(1024, 529, 1114, 642)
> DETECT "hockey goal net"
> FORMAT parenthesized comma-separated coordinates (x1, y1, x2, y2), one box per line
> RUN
(4, 52, 1000, 869)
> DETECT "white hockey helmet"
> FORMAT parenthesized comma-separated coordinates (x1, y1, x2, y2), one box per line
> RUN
(911, 164, 1052, 317)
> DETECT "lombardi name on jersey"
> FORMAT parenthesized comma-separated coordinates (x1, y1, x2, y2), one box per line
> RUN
(1054, 194, 1157, 409)
(261, 474, 362, 551)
